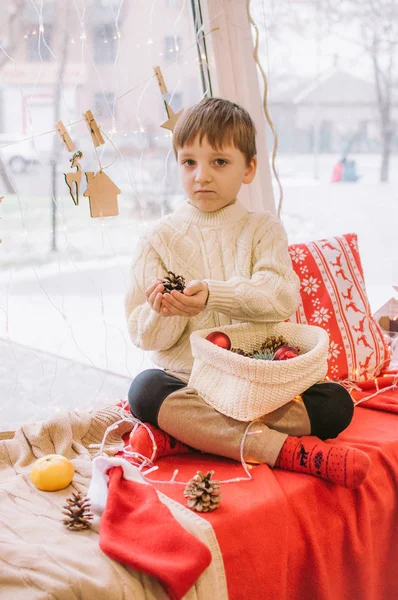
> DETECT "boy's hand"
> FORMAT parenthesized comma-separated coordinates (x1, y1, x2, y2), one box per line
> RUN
(145, 279, 165, 314)
(161, 280, 209, 317)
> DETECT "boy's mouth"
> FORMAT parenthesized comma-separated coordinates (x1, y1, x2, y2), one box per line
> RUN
(195, 189, 214, 193)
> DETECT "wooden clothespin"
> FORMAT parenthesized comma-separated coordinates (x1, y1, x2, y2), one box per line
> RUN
(55, 120, 75, 152)
(83, 110, 105, 148)
(153, 65, 184, 132)
(153, 66, 168, 95)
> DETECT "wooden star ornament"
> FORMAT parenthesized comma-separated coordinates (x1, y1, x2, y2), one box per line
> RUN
(160, 102, 183, 132)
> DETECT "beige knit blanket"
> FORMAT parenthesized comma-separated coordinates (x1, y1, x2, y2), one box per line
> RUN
(0, 405, 227, 600)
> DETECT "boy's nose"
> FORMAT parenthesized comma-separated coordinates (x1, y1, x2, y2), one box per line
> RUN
(194, 165, 212, 184)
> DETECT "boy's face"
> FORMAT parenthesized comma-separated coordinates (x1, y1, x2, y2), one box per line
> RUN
(177, 135, 257, 212)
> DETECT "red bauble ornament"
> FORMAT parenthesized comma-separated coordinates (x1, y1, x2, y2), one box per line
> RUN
(205, 331, 232, 350)
(273, 345, 300, 361)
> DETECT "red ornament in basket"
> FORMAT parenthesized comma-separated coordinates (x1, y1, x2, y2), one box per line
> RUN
(273, 345, 300, 361)
(205, 331, 231, 351)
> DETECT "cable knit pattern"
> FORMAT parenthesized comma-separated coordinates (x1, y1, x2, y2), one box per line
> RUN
(125, 200, 301, 376)
(189, 321, 329, 421)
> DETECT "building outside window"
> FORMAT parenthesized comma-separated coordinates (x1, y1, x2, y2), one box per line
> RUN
(0, 0, 206, 429)
(26, 25, 53, 62)
(95, 92, 116, 118)
(93, 23, 117, 64)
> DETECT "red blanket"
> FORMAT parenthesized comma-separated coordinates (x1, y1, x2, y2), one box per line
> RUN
(351, 373, 398, 414)
(147, 391, 398, 600)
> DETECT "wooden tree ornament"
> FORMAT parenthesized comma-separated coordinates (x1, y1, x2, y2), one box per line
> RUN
(83, 171, 120, 218)
(64, 151, 83, 206)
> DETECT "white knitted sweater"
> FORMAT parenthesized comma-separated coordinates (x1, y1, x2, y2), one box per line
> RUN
(125, 200, 300, 377)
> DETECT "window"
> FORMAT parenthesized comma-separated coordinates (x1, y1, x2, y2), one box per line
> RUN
(93, 23, 117, 64)
(26, 25, 52, 62)
(0, 0, 207, 429)
(251, 0, 398, 313)
(164, 92, 183, 112)
(0, 91, 4, 133)
(95, 92, 116, 118)
(164, 36, 182, 62)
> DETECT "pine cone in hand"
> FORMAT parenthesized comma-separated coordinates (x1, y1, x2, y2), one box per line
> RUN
(184, 470, 221, 513)
(162, 271, 186, 293)
(62, 491, 94, 531)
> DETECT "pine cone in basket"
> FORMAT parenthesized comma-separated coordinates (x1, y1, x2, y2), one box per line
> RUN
(162, 271, 186, 293)
(62, 491, 94, 531)
(230, 347, 252, 357)
(184, 470, 221, 513)
(231, 336, 289, 359)
(259, 335, 288, 354)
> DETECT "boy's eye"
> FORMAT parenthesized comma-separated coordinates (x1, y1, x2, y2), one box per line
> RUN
(214, 159, 227, 166)
(183, 159, 195, 166)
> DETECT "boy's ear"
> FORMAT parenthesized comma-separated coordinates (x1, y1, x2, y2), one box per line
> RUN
(243, 156, 257, 184)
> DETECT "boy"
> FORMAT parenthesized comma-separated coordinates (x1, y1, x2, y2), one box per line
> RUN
(125, 98, 369, 488)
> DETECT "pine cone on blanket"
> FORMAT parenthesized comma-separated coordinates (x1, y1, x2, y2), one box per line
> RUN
(162, 271, 186, 293)
(62, 491, 94, 531)
(184, 470, 221, 513)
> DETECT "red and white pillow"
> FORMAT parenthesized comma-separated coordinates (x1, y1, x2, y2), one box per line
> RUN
(288, 233, 390, 382)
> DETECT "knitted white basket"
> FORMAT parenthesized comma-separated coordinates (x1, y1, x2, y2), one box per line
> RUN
(188, 321, 329, 421)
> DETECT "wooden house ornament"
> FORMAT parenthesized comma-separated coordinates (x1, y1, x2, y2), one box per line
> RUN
(83, 171, 120, 218)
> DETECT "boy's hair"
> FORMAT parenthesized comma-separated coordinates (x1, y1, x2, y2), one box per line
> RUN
(172, 97, 257, 165)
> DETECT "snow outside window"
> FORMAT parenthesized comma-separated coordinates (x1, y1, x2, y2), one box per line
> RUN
(250, 0, 398, 312)
(0, 1, 208, 429)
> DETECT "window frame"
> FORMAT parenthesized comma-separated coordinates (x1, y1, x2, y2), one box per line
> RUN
(195, 0, 275, 213)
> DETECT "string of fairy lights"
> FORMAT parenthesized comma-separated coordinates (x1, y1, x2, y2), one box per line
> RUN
(94, 412, 258, 486)
(1, 0, 394, 437)
(0, 1, 219, 427)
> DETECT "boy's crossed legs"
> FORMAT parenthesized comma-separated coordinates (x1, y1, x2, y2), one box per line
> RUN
(128, 369, 370, 488)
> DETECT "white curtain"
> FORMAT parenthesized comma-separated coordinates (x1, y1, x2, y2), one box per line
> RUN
(201, 0, 275, 214)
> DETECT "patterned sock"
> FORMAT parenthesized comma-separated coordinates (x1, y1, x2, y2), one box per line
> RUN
(274, 435, 370, 488)
(129, 423, 192, 462)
